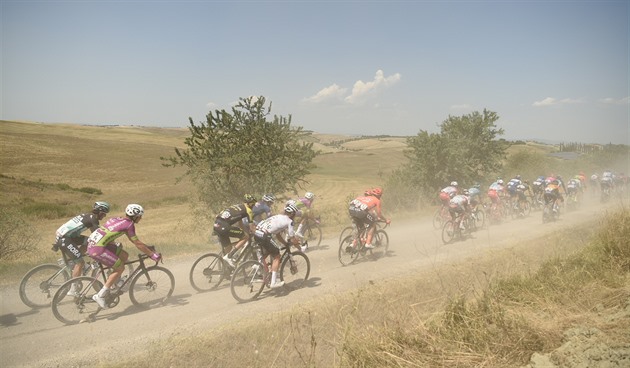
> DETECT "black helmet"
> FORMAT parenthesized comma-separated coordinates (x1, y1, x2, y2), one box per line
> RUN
(93, 201, 110, 214)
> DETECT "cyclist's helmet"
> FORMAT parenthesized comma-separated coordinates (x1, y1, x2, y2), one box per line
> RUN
(450, 181, 458, 186)
(284, 203, 299, 215)
(125, 204, 144, 218)
(516, 175, 521, 180)
(473, 183, 481, 189)
(262, 194, 275, 203)
(497, 179, 504, 185)
(463, 189, 470, 195)
(93, 201, 110, 214)
(372, 187, 383, 198)
(243, 194, 257, 204)
(304, 192, 315, 200)
(364, 188, 373, 196)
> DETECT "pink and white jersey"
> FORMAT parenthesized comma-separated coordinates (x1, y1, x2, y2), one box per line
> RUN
(450, 194, 469, 207)
(440, 186, 458, 198)
(87, 217, 138, 247)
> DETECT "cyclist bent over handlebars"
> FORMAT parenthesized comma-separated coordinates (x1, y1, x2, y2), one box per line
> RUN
(348, 187, 391, 249)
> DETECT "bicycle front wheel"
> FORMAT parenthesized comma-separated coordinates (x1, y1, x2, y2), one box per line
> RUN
(370, 230, 389, 259)
(473, 209, 486, 229)
(19, 263, 69, 308)
(52, 276, 103, 325)
(442, 221, 456, 244)
(129, 266, 175, 308)
(230, 260, 265, 303)
(304, 223, 322, 247)
(432, 208, 444, 229)
(189, 253, 226, 292)
(280, 252, 310, 290)
(338, 235, 359, 266)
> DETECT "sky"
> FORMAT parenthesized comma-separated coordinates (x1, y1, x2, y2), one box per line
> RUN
(1, 1, 629, 144)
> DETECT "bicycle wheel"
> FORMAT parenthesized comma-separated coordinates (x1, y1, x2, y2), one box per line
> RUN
(442, 220, 456, 244)
(338, 225, 354, 245)
(432, 208, 444, 229)
(280, 252, 310, 291)
(338, 235, 360, 266)
(370, 230, 389, 259)
(19, 264, 69, 308)
(189, 253, 226, 292)
(51, 276, 103, 325)
(230, 260, 265, 303)
(304, 223, 322, 247)
(521, 201, 531, 217)
(129, 266, 175, 308)
(473, 209, 486, 229)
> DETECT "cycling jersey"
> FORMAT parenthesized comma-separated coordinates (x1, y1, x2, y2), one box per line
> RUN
(55, 213, 101, 240)
(86, 217, 137, 268)
(215, 203, 253, 225)
(348, 195, 381, 227)
(251, 202, 272, 224)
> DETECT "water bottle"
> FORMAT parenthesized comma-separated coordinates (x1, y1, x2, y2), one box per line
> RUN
(116, 275, 128, 289)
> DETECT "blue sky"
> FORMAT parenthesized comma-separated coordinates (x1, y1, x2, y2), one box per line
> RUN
(2, 1, 628, 144)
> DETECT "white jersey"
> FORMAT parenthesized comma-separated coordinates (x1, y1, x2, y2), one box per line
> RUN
(256, 214, 295, 237)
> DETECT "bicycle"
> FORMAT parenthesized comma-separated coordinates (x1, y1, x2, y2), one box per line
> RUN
(18, 251, 95, 309)
(298, 216, 322, 249)
(230, 242, 310, 303)
(441, 213, 476, 244)
(51, 247, 174, 325)
(432, 205, 451, 230)
(189, 240, 256, 292)
(470, 203, 486, 229)
(542, 198, 560, 223)
(511, 197, 531, 219)
(338, 221, 389, 266)
(338, 221, 383, 246)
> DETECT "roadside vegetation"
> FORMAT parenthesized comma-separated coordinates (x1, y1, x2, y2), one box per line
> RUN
(106, 207, 629, 368)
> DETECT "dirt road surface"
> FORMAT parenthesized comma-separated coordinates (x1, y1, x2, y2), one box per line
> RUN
(0, 198, 619, 367)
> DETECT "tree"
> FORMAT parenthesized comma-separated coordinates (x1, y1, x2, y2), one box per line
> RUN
(403, 109, 507, 195)
(162, 96, 318, 213)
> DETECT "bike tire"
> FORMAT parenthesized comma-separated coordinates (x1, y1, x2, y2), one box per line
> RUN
(189, 253, 227, 292)
(432, 208, 444, 229)
(280, 251, 310, 291)
(51, 276, 103, 325)
(441, 220, 456, 244)
(230, 260, 266, 303)
(338, 235, 360, 266)
(338, 225, 354, 245)
(370, 230, 389, 259)
(304, 223, 322, 247)
(522, 201, 531, 217)
(474, 209, 486, 229)
(128, 266, 175, 308)
(19, 263, 69, 308)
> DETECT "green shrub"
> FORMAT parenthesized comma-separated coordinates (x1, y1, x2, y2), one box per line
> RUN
(21, 202, 79, 219)
(78, 187, 103, 195)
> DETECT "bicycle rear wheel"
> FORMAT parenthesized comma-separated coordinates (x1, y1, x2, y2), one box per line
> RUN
(473, 209, 486, 229)
(370, 230, 389, 259)
(304, 223, 322, 247)
(189, 253, 226, 292)
(230, 260, 266, 303)
(52, 276, 103, 325)
(19, 263, 69, 308)
(280, 252, 310, 290)
(129, 266, 175, 308)
(338, 225, 354, 245)
(432, 208, 444, 229)
(442, 220, 456, 244)
(338, 235, 360, 266)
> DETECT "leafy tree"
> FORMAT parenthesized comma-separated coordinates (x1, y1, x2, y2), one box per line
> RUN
(162, 96, 318, 212)
(403, 109, 508, 195)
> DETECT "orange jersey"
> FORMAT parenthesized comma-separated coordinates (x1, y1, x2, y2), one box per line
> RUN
(351, 195, 382, 217)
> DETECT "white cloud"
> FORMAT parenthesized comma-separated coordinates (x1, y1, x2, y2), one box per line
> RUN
(206, 102, 217, 108)
(532, 97, 584, 107)
(303, 70, 401, 105)
(599, 96, 630, 105)
(302, 83, 347, 103)
(345, 70, 401, 104)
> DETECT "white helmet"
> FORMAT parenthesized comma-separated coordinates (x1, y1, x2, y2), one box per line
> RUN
(125, 204, 144, 218)
(497, 179, 504, 185)
(450, 181, 458, 187)
(262, 194, 275, 203)
(305, 192, 315, 200)
(284, 203, 298, 215)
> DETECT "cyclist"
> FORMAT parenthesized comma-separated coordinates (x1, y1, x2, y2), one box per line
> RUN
(347, 187, 391, 249)
(532, 176, 546, 204)
(449, 190, 471, 230)
(506, 175, 522, 205)
(515, 180, 532, 216)
(487, 179, 505, 214)
(543, 179, 561, 213)
(253, 203, 302, 289)
(293, 192, 316, 238)
(213, 194, 257, 268)
(252, 194, 275, 225)
(86, 204, 160, 309)
(53, 201, 110, 296)
(439, 181, 459, 207)
(467, 184, 482, 209)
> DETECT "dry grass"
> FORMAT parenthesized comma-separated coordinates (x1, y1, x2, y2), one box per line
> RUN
(105, 209, 630, 368)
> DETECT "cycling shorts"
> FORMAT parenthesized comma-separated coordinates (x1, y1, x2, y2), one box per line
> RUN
(213, 220, 246, 248)
(87, 243, 123, 269)
(487, 190, 500, 202)
(254, 231, 281, 257)
(55, 236, 87, 261)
